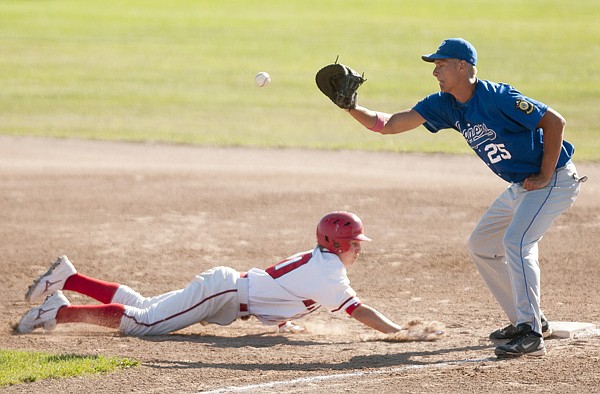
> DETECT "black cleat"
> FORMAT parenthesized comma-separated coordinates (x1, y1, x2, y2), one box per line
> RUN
(490, 316, 552, 340)
(495, 323, 547, 358)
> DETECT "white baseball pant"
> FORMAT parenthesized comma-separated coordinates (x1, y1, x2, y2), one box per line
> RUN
(467, 161, 581, 335)
(114, 266, 248, 336)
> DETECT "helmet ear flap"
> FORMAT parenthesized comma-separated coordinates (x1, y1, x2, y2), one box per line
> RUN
(333, 240, 343, 255)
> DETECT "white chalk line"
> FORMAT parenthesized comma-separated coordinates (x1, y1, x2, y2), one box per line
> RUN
(199, 357, 493, 393)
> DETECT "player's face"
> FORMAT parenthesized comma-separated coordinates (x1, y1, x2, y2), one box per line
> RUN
(338, 240, 363, 269)
(432, 59, 462, 93)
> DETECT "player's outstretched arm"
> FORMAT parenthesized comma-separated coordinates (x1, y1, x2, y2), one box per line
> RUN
(350, 304, 403, 334)
(347, 106, 425, 135)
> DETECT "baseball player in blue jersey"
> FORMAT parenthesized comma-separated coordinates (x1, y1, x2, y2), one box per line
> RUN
(339, 38, 585, 357)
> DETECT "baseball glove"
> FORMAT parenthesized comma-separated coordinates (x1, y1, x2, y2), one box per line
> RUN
(315, 62, 365, 109)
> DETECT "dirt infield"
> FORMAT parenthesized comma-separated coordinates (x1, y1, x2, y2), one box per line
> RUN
(1, 136, 599, 393)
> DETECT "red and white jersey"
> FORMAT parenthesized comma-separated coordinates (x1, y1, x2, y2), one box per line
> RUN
(247, 247, 361, 325)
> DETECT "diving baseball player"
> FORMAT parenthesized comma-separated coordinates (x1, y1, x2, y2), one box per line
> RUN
(17, 211, 404, 336)
(317, 38, 584, 357)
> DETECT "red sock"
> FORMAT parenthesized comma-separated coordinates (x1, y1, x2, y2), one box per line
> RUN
(63, 273, 120, 304)
(56, 304, 126, 329)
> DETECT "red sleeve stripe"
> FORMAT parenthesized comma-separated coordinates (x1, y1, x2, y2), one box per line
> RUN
(345, 302, 361, 316)
(332, 296, 359, 313)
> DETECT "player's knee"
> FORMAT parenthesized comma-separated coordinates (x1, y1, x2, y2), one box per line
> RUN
(467, 232, 505, 261)
(466, 232, 485, 256)
(502, 232, 521, 250)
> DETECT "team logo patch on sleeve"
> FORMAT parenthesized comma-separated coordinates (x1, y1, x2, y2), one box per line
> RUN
(515, 99, 534, 114)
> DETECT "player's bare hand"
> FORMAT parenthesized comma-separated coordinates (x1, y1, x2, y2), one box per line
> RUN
(278, 321, 305, 334)
(522, 173, 551, 191)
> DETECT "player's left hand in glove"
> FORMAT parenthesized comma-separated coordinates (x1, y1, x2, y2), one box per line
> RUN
(316, 61, 365, 109)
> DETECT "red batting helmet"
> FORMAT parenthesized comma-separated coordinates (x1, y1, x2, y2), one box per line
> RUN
(316, 211, 372, 254)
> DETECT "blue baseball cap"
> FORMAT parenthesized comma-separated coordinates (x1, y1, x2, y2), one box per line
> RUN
(421, 38, 477, 66)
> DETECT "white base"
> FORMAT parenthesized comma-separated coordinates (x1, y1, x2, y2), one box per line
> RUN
(549, 321, 597, 338)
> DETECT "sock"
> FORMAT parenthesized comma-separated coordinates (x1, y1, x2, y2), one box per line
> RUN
(63, 273, 120, 304)
(56, 304, 126, 329)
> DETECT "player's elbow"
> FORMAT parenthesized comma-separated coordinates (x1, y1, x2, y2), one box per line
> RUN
(542, 108, 566, 130)
(556, 112, 566, 128)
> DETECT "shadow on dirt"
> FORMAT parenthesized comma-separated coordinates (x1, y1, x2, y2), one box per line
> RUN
(141, 343, 496, 371)
(139, 332, 335, 348)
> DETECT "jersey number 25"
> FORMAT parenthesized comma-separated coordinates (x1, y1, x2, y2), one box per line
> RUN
(485, 143, 512, 164)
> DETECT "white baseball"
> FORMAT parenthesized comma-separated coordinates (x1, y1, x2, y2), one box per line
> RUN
(255, 72, 271, 87)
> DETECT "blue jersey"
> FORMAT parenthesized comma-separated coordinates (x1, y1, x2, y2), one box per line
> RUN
(413, 79, 574, 183)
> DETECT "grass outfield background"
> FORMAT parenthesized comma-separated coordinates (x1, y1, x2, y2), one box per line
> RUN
(0, 0, 598, 160)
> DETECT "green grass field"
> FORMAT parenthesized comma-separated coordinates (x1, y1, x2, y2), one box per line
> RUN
(1, 0, 598, 160)
(0, 349, 138, 387)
